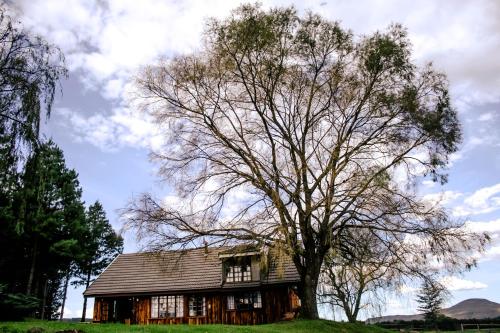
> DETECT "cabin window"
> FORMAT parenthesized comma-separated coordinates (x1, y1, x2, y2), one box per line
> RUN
(226, 291, 262, 310)
(225, 257, 252, 282)
(150, 295, 184, 318)
(227, 295, 235, 310)
(188, 295, 206, 316)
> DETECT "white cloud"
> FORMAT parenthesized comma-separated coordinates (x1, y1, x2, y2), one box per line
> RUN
(10, 0, 500, 154)
(463, 219, 500, 262)
(57, 106, 164, 152)
(13, 0, 500, 104)
(478, 112, 494, 122)
(399, 285, 418, 294)
(464, 219, 500, 235)
(423, 191, 462, 206)
(453, 184, 500, 217)
(422, 180, 436, 188)
(16, 0, 246, 92)
(439, 276, 488, 291)
(464, 183, 500, 209)
(483, 245, 500, 261)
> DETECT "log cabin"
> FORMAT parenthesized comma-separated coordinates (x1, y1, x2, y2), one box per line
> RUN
(84, 246, 301, 325)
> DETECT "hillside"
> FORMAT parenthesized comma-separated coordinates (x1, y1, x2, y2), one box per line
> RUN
(443, 298, 500, 320)
(367, 298, 500, 323)
(0, 319, 388, 333)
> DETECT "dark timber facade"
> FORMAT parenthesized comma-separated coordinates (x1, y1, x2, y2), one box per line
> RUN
(84, 247, 301, 325)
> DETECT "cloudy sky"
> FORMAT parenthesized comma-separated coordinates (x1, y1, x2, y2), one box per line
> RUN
(8, 0, 500, 320)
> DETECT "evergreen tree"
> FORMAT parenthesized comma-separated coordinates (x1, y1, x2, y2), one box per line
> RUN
(416, 278, 448, 328)
(17, 141, 86, 319)
(72, 201, 123, 321)
(0, 7, 66, 313)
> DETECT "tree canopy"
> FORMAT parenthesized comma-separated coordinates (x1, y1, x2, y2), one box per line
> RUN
(72, 201, 124, 321)
(0, 7, 66, 159)
(416, 278, 449, 327)
(128, 4, 487, 318)
(0, 6, 120, 320)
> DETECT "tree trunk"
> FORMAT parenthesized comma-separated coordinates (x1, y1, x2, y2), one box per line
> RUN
(26, 238, 38, 295)
(40, 277, 48, 320)
(299, 270, 320, 319)
(60, 271, 70, 320)
(81, 269, 92, 322)
(81, 297, 88, 322)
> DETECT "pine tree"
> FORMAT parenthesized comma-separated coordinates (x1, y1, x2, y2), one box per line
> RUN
(18, 140, 86, 319)
(72, 201, 123, 321)
(0, 5, 67, 320)
(416, 279, 448, 327)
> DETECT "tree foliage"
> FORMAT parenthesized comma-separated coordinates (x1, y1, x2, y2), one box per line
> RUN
(416, 278, 449, 326)
(128, 4, 487, 318)
(72, 201, 123, 321)
(0, 5, 121, 321)
(0, 5, 73, 320)
(0, 6, 66, 170)
(19, 140, 86, 318)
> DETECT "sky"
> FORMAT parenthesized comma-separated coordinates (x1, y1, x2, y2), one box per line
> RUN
(6, 0, 500, 321)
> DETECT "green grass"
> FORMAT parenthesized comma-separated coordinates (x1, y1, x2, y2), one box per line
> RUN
(0, 319, 389, 333)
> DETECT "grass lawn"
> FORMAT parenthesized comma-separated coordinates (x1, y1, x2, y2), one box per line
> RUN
(0, 319, 389, 333)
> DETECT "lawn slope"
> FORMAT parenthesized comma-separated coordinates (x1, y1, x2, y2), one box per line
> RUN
(0, 319, 388, 333)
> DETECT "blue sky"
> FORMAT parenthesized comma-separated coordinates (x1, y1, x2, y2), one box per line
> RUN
(7, 0, 500, 320)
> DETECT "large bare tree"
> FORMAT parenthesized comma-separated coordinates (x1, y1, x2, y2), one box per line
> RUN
(127, 5, 487, 318)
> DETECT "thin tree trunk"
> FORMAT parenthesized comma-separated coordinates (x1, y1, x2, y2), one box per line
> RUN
(26, 238, 38, 295)
(81, 268, 92, 322)
(40, 277, 48, 320)
(60, 271, 70, 320)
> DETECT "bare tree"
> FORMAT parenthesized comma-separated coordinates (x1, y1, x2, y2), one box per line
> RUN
(318, 183, 486, 322)
(126, 5, 488, 318)
(318, 229, 398, 322)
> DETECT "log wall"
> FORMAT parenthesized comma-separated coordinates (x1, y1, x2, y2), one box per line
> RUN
(92, 285, 298, 325)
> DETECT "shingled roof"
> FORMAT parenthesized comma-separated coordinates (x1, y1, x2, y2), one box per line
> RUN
(84, 247, 300, 297)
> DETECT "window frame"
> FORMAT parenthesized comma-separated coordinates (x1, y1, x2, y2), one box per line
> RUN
(224, 256, 252, 283)
(226, 291, 262, 311)
(188, 295, 206, 317)
(150, 295, 184, 318)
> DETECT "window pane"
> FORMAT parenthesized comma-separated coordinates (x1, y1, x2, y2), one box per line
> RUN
(226, 266, 234, 282)
(227, 295, 235, 310)
(242, 264, 251, 281)
(167, 296, 175, 317)
(151, 296, 158, 318)
(176, 296, 184, 317)
(188, 295, 206, 316)
(188, 296, 196, 316)
(159, 296, 167, 318)
(254, 292, 262, 308)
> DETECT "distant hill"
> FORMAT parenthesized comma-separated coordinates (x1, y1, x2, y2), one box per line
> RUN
(443, 298, 500, 320)
(367, 298, 500, 323)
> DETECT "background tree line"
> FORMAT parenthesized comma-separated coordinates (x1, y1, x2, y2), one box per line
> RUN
(0, 6, 123, 321)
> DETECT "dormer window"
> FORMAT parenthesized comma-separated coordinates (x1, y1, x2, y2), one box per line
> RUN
(224, 256, 251, 282)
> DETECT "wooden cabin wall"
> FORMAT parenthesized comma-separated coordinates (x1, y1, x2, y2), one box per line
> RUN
(133, 297, 150, 324)
(91, 285, 298, 325)
(92, 298, 102, 322)
(93, 298, 110, 322)
(263, 286, 291, 323)
(205, 294, 222, 324)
